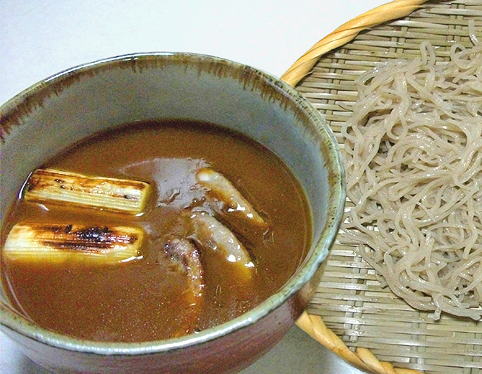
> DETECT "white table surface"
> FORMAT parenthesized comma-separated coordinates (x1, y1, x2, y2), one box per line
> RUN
(1, 1, 387, 373)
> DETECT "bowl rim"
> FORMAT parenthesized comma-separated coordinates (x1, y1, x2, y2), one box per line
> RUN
(0, 51, 346, 356)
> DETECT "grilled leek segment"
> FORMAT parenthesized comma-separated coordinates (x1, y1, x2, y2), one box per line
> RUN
(4, 223, 144, 264)
(24, 168, 150, 214)
(196, 168, 266, 226)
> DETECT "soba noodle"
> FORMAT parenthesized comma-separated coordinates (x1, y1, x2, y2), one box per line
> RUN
(340, 31, 482, 320)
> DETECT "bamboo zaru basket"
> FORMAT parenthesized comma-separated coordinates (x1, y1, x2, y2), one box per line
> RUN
(283, 1, 482, 373)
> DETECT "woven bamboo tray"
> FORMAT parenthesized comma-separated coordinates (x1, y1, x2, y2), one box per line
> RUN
(282, 1, 482, 373)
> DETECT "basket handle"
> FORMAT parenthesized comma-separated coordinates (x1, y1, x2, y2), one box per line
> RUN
(281, 0, 430, 86)
(282, 0, 431, 372)
(296, 312, 423, 374)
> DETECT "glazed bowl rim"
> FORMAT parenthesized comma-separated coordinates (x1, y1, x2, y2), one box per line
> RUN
(0, 51, 346, 356)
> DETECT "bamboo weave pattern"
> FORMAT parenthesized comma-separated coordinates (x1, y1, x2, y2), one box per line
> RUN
(286, 1, 482, 373)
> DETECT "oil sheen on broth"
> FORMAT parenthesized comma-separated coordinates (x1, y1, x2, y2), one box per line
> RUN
(1, 120, 312, 342)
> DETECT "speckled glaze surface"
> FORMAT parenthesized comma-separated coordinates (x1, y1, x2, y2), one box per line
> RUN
(0, 53, 345, 374)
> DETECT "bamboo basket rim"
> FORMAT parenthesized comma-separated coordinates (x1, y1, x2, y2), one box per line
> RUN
(284, 1, 482, 373)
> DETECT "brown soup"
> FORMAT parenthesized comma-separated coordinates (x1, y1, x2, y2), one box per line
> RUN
(1, 119, 311, 342)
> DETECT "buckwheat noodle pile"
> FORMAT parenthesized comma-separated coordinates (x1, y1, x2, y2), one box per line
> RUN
(340, 27, 482, 320)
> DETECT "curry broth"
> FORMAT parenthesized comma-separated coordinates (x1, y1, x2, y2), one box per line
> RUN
(1, 120, 311, 342)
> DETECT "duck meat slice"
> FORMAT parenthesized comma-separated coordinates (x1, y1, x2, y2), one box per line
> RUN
(190, 212, 254, 280)
(195, 168, 266, 226)
(163, 236, 204, 336)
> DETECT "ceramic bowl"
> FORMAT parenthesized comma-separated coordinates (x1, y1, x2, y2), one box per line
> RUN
(0, 53, 345, 374)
